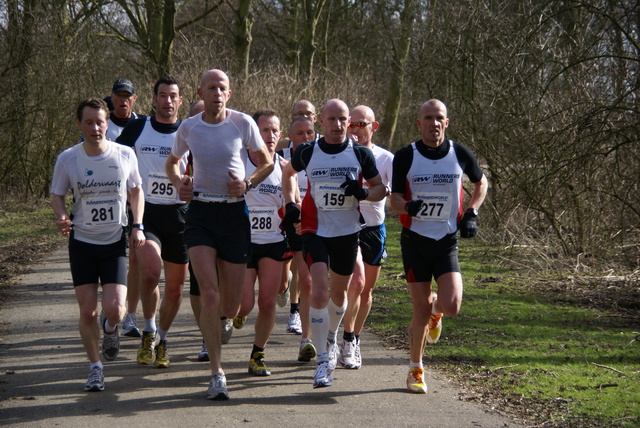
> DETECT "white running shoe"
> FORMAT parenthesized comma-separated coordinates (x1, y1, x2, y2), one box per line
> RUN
(327, 341, 338, 372)
(286, 312, 302, 334)
(313, 361, 333, 388)
(220, 318, 233, 344)
(206, 372, 229, 400)
(354, 338, 362, 369)
(338, 338, 359, 369)
(84, 366, 104, 392)
(197, 341, 209, 362)
(298, 338, 316, 362)
(100, 311, 120, 361)
(121, 312, 141, 337)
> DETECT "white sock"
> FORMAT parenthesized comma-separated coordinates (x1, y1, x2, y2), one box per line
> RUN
(104, 320, 117, 334)
(144, 317, 156, 333)
(90, 361, 103, 370)
(327, 299, 346, 344)
(410, 360, 423, 369)
(157, 327, 168, 341)
(309, 306, 329, 360)
(431, 299, 441, 316)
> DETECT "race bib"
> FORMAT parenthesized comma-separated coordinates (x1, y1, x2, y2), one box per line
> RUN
(147, 172, 175, 201)
(249, 206, 279, 235)
(82, 197, 122, 227)
(412, 192, 452, 222)
(314, 182, 355, 211)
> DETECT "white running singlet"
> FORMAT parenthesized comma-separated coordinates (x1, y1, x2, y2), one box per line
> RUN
(301, 140, 363, 238)
(404, 141, 464, 239)
(245, 153, 286, 244)
(134, 118, 188, 205)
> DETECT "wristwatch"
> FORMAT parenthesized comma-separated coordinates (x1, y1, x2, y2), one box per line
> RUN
(244, 179, 253, 193)
(465, 208, 479, 217)
(132, 223, 145, 231)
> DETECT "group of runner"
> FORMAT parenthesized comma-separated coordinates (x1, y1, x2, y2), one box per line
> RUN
(51, 68, 487, 399)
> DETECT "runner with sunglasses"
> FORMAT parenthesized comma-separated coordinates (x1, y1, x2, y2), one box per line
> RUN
(339, 106, 393, 370)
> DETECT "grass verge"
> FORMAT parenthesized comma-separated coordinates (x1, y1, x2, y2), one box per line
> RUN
(0, 198, 66, 288)
(369, 218, 640, 427)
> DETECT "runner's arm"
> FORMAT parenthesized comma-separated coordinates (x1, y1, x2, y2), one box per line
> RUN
(51, 194, 72, 236)
(166, 153, 193, 202)
(129, 185, 146, 248)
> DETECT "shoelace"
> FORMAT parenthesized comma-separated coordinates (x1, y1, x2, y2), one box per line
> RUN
(429, 314, 441, 330)
(88, 368, 102, 383)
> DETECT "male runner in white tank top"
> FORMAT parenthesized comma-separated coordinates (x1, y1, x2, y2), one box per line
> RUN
(390, 99, 488, 394)
(340, 105, 394, 370)
(117, 75, 188, 369)
(282, 99, 387, 388)
(234, 110, 292, 377)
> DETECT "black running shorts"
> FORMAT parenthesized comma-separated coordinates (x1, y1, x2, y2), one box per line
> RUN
(68, 234, 127, 287)
(400, 228, 460, 283)
(184, 200, 251, 264)
(301, 232, 359, 276)
(142, 202, 188, 264)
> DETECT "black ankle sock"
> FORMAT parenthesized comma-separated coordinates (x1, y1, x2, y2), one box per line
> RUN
(343, 331, 355, 342)
(251, 344, 264, 358)
(290, 303, 300, 314)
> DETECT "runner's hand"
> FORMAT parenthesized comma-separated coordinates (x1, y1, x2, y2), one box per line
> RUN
(227, 171, 245, 197)
(340, 174, 369, 201)
(405, 200, 423, 217)
(459, 211, 478, 238)
(178, 176, 194, 201)
(283, 202, 301, 225)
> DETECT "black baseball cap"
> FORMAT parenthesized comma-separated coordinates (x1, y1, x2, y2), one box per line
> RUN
(112, 78, 135, 95)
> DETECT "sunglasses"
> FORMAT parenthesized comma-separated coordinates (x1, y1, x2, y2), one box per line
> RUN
(292, 112, 316, 118)
(348, 121, 372, 129)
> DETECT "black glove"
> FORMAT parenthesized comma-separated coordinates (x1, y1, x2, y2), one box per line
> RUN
(340, 174, 369, 201)
(459, 209, 478, 238)
(282, 202, 301, 226)
(405, 200, 423, 217)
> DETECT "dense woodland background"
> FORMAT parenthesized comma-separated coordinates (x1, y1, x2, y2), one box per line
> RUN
(1, 0, 638, 270)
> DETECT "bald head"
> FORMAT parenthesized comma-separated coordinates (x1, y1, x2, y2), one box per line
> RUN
(417, 99, 449, 147)
(350, 105, 375, 122)
(320, 99, 350, 144)
(291, 99, 317, 122)
(189, 100, 205, 117)
(348, 105, 378, 146)
(419, 99, 447, 118)
(197, 69, 232, 122)
(200, 69, 229, 88)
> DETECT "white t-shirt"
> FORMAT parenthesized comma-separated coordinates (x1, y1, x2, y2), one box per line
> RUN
(358, 144, 393, 227)
(171, 109, 264, 201)
(51, 141, 142, 245)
